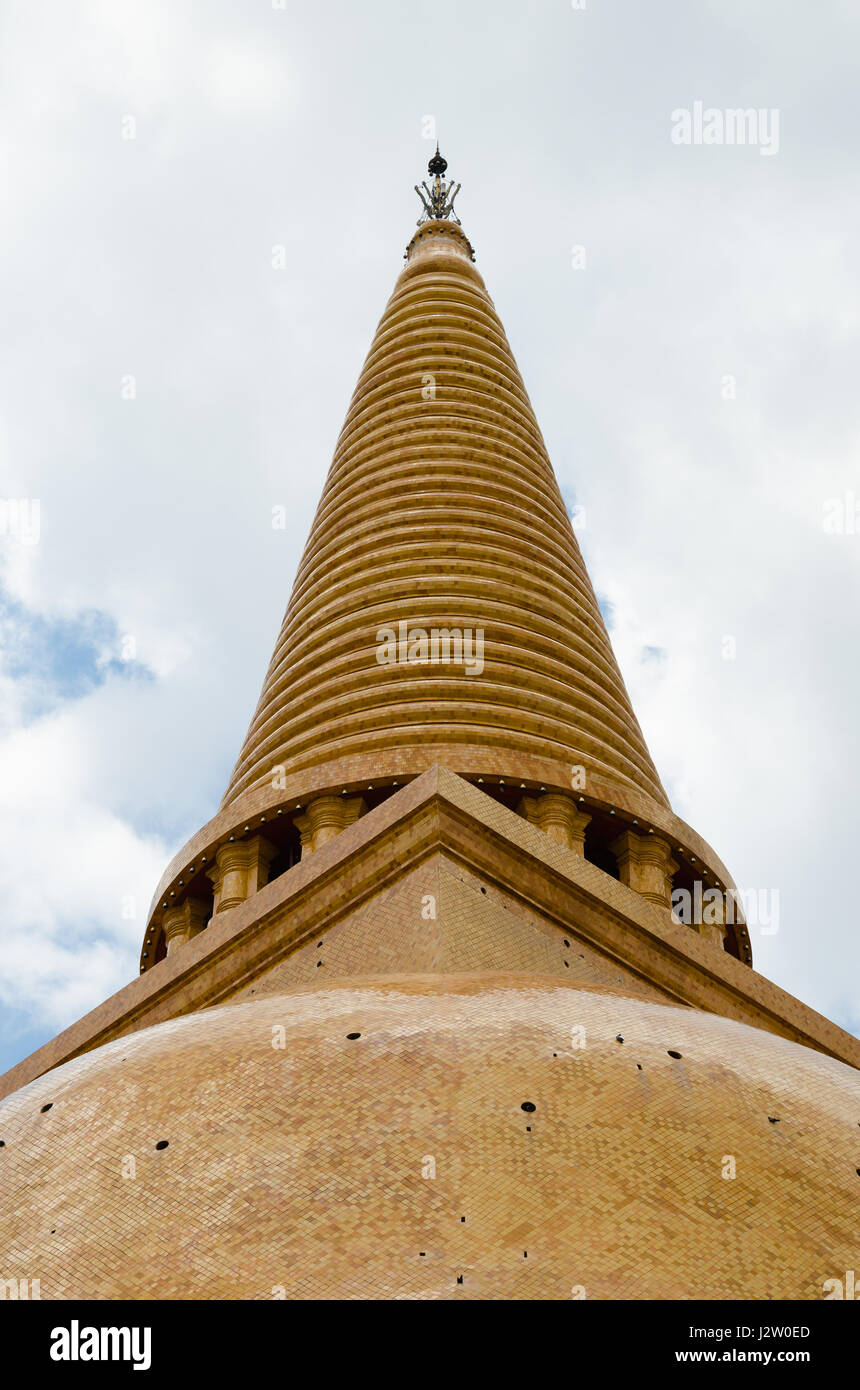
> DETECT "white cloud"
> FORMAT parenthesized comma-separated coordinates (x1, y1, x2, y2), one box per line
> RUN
(0, 700, 168, 1033)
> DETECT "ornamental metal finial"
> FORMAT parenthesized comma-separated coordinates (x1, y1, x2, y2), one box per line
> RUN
(414, 145, 461, 226)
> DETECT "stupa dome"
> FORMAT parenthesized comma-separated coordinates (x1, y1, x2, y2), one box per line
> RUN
(1, 977, 856, 1299)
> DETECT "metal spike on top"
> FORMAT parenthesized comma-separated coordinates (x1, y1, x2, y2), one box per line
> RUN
(414, 145, 461, 226)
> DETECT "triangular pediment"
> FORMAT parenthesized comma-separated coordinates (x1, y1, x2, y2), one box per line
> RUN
(2, 767, 856, 1100)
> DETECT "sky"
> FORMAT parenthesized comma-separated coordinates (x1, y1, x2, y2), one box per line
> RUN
(1, 0, 858, 1073)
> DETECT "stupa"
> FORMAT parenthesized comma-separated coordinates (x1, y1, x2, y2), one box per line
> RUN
(1, 152, 857, 1301)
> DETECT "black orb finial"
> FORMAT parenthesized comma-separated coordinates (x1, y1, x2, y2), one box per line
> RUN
(428, 144, 447, 177)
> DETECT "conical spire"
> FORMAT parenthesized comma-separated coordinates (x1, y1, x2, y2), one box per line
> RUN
(220, 171, 669, 816)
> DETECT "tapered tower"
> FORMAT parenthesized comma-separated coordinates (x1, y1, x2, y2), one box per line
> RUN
(1, 153, 857, 1302)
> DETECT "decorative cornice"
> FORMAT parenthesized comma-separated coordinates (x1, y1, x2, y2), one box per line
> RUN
(141, 745, 750, 969)
(2, 767, 853, 1104)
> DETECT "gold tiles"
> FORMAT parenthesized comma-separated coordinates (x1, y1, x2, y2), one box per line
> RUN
(1, 977, 856, 1300)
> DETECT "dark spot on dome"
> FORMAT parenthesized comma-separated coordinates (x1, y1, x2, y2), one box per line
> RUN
(616, 1034, 624, 1043)
(480, 887, 487, 895)
(521, 1101, 536, 1112)
(456, 1274, 463, 1284)
(346, 1032, 361, 1040)
(667, 1051, 682, 1060)
(636, 1064, 643, 1071)
(563, 940, 570, 947)
(768, 1116, 780, 1124)
(40, 1103, 53, 1113)
(155, 1140, 169, 1151)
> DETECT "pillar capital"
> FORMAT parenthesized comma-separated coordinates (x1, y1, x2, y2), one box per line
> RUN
(206, 835, 277, 914)
(610, 828, 678, 910)
(163, 898, 210, 955)
(294, 794, 366, 857)
(518, 792, 591, 854)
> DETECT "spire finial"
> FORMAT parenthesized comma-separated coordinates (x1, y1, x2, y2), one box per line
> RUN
(414, 146, 461, 226)
(427, 143, 446, 177)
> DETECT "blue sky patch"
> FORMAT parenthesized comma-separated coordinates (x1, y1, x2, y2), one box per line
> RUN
(0, 584, 153, 722)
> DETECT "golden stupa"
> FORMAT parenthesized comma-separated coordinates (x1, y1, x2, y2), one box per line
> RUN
(1, 151, 857, 1301)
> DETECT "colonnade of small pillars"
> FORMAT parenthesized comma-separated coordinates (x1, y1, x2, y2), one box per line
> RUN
(160, 788, 726, 955)
(516, 792, 727, 950)
(160, 793, 367, 955)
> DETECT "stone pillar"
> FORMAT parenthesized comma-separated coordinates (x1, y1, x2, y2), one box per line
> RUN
(206, 835, 277, 915)
(610, 829, 678, 910)
(163, 898, 210, 955)
(697, 885, 728, 950)
(294, 794, 366, 857)
(518, 793, 591, 854)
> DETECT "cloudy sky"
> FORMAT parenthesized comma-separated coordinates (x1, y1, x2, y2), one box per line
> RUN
(1, 0, 858, 1073)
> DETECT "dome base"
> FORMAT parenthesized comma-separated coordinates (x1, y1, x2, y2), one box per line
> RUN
(0, 975, 857, 1300)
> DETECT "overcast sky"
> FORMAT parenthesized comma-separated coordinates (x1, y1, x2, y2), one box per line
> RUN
(1, 0, 858, 1073)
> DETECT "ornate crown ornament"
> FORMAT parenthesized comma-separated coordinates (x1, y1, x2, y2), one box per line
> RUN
(414, 145, 461, 225)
